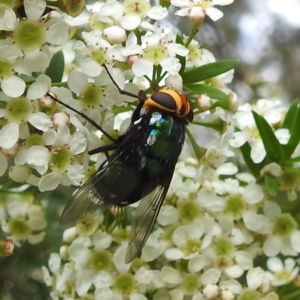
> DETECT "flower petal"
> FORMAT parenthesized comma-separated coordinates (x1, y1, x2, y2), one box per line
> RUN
(1, 76, 25, 97)
(0, 122, 19, 149)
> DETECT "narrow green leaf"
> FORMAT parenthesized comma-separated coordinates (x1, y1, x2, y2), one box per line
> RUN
(177, 55, 186, 76)
(192, 118, 225, 134)
(184, 83, 229, 101)
(265, 175, 279, 195)
(289, 156, 300, 163)
(282, 101, 300, 160)
(45, 50, 65, 83)
(182, 60, 238, 84)
(19, 74, 36, 84)
(252, 111, 285, 163)
(186, 128, 206, 160)
(175, 33, 184, 46)
(175, 34, 186, 75)
(282, 100, 298, 130)
(239, 142, 261, 178)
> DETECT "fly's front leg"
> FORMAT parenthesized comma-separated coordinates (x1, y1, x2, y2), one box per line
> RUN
(131, 90, 148, 124)
(88, 143, 118, 158)
(102, 64, 147, 124)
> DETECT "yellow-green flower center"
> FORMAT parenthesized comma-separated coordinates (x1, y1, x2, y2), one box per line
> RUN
(8, 218, 32, 238)
(143, 45, 169, 66)
(278, 169, 300, 191)
(273, 213, 297, 238)
(5, 97, 32, 123)
(224, 195, 246, 219)
(123, 0, 151, 18)
(179, 200, 200, 223)
(79, 84, 103, 109)
(14, 20, 46, 51)
(181, 274, 199, 295)
(114, 273, 135, 295)
(76, 213, 99, 236)
(183, 239, 202, 255)
(0, 60, 14, 79)
(50, 146, 72, 172)
(89, 250, 112, 271)
(213, 236, 234, 256)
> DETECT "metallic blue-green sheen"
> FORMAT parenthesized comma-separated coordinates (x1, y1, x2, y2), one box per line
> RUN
(145, 115, 185, 177)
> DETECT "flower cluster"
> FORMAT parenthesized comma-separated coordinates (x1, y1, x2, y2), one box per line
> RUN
(0, 0, 69, 97)
(0, 188, 47, 245)
(43, 150, 300, 299)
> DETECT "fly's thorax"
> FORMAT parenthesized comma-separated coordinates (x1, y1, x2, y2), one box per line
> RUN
(147, 115, 185, 158)
(144, 87, 193, 124)
(143, 113, 185, 177)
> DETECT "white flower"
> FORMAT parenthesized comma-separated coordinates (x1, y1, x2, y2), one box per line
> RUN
(172, 0, 234, 21)
(2, 193, 47, 245)
(0, 121, 20, 149)
(166, 218, 204, 260)
(129, 30, 189, 79)
(157, 205, 178, 226)
(201, 269, 222, 285)
(1, 75, 26, 98)
(266, 257, 299, 286)
(0, 9, 17, 30)
(135, 267, 164, 288)
(186, 39, 216, 68)
(8, 1, 69, 74)
(188, 255, 206, 273)
(229, 100, 286, 163)
(246, 267, 270, 293)
(219, 279, 242, 298)
(141, 231, 168, 262)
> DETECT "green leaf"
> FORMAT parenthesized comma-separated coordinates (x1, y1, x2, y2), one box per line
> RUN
(185, 128, 206, 160)
(282, 101, 300, 160)
(192, 118, 225, 134)
(19, 74, 36, 84)
(239, 142, 261, 178)
(265, 175, 279, 195)
(182, 60, 238, 84)
(175, 34, 186, 75)
(252, 111, 285, 163)
(45, 50, 65, 83)
(282, 100, 298, 130)
(184, 83, 229, 101)
(289, 156, 300, 163)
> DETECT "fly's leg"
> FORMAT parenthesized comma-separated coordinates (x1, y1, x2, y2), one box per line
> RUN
(46, 92, 116, 143)
(102, 64, 147, 123)
(88, 143, 119, 158)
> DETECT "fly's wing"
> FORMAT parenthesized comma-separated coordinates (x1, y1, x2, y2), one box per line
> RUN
(125, 164, 176, 263)
(60, 123, 146, 225)
(60, 152, 123, 225)
(60, 174, 111, 225)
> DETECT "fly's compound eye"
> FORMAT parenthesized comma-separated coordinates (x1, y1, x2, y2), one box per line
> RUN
(151, 91, 177, 111)
(145, 88, 193, 124)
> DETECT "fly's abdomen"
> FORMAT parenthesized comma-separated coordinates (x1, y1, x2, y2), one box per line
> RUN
(94, 160, 144, 206)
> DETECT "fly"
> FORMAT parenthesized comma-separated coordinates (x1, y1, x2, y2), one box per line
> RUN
(46, 64, 193, 263)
